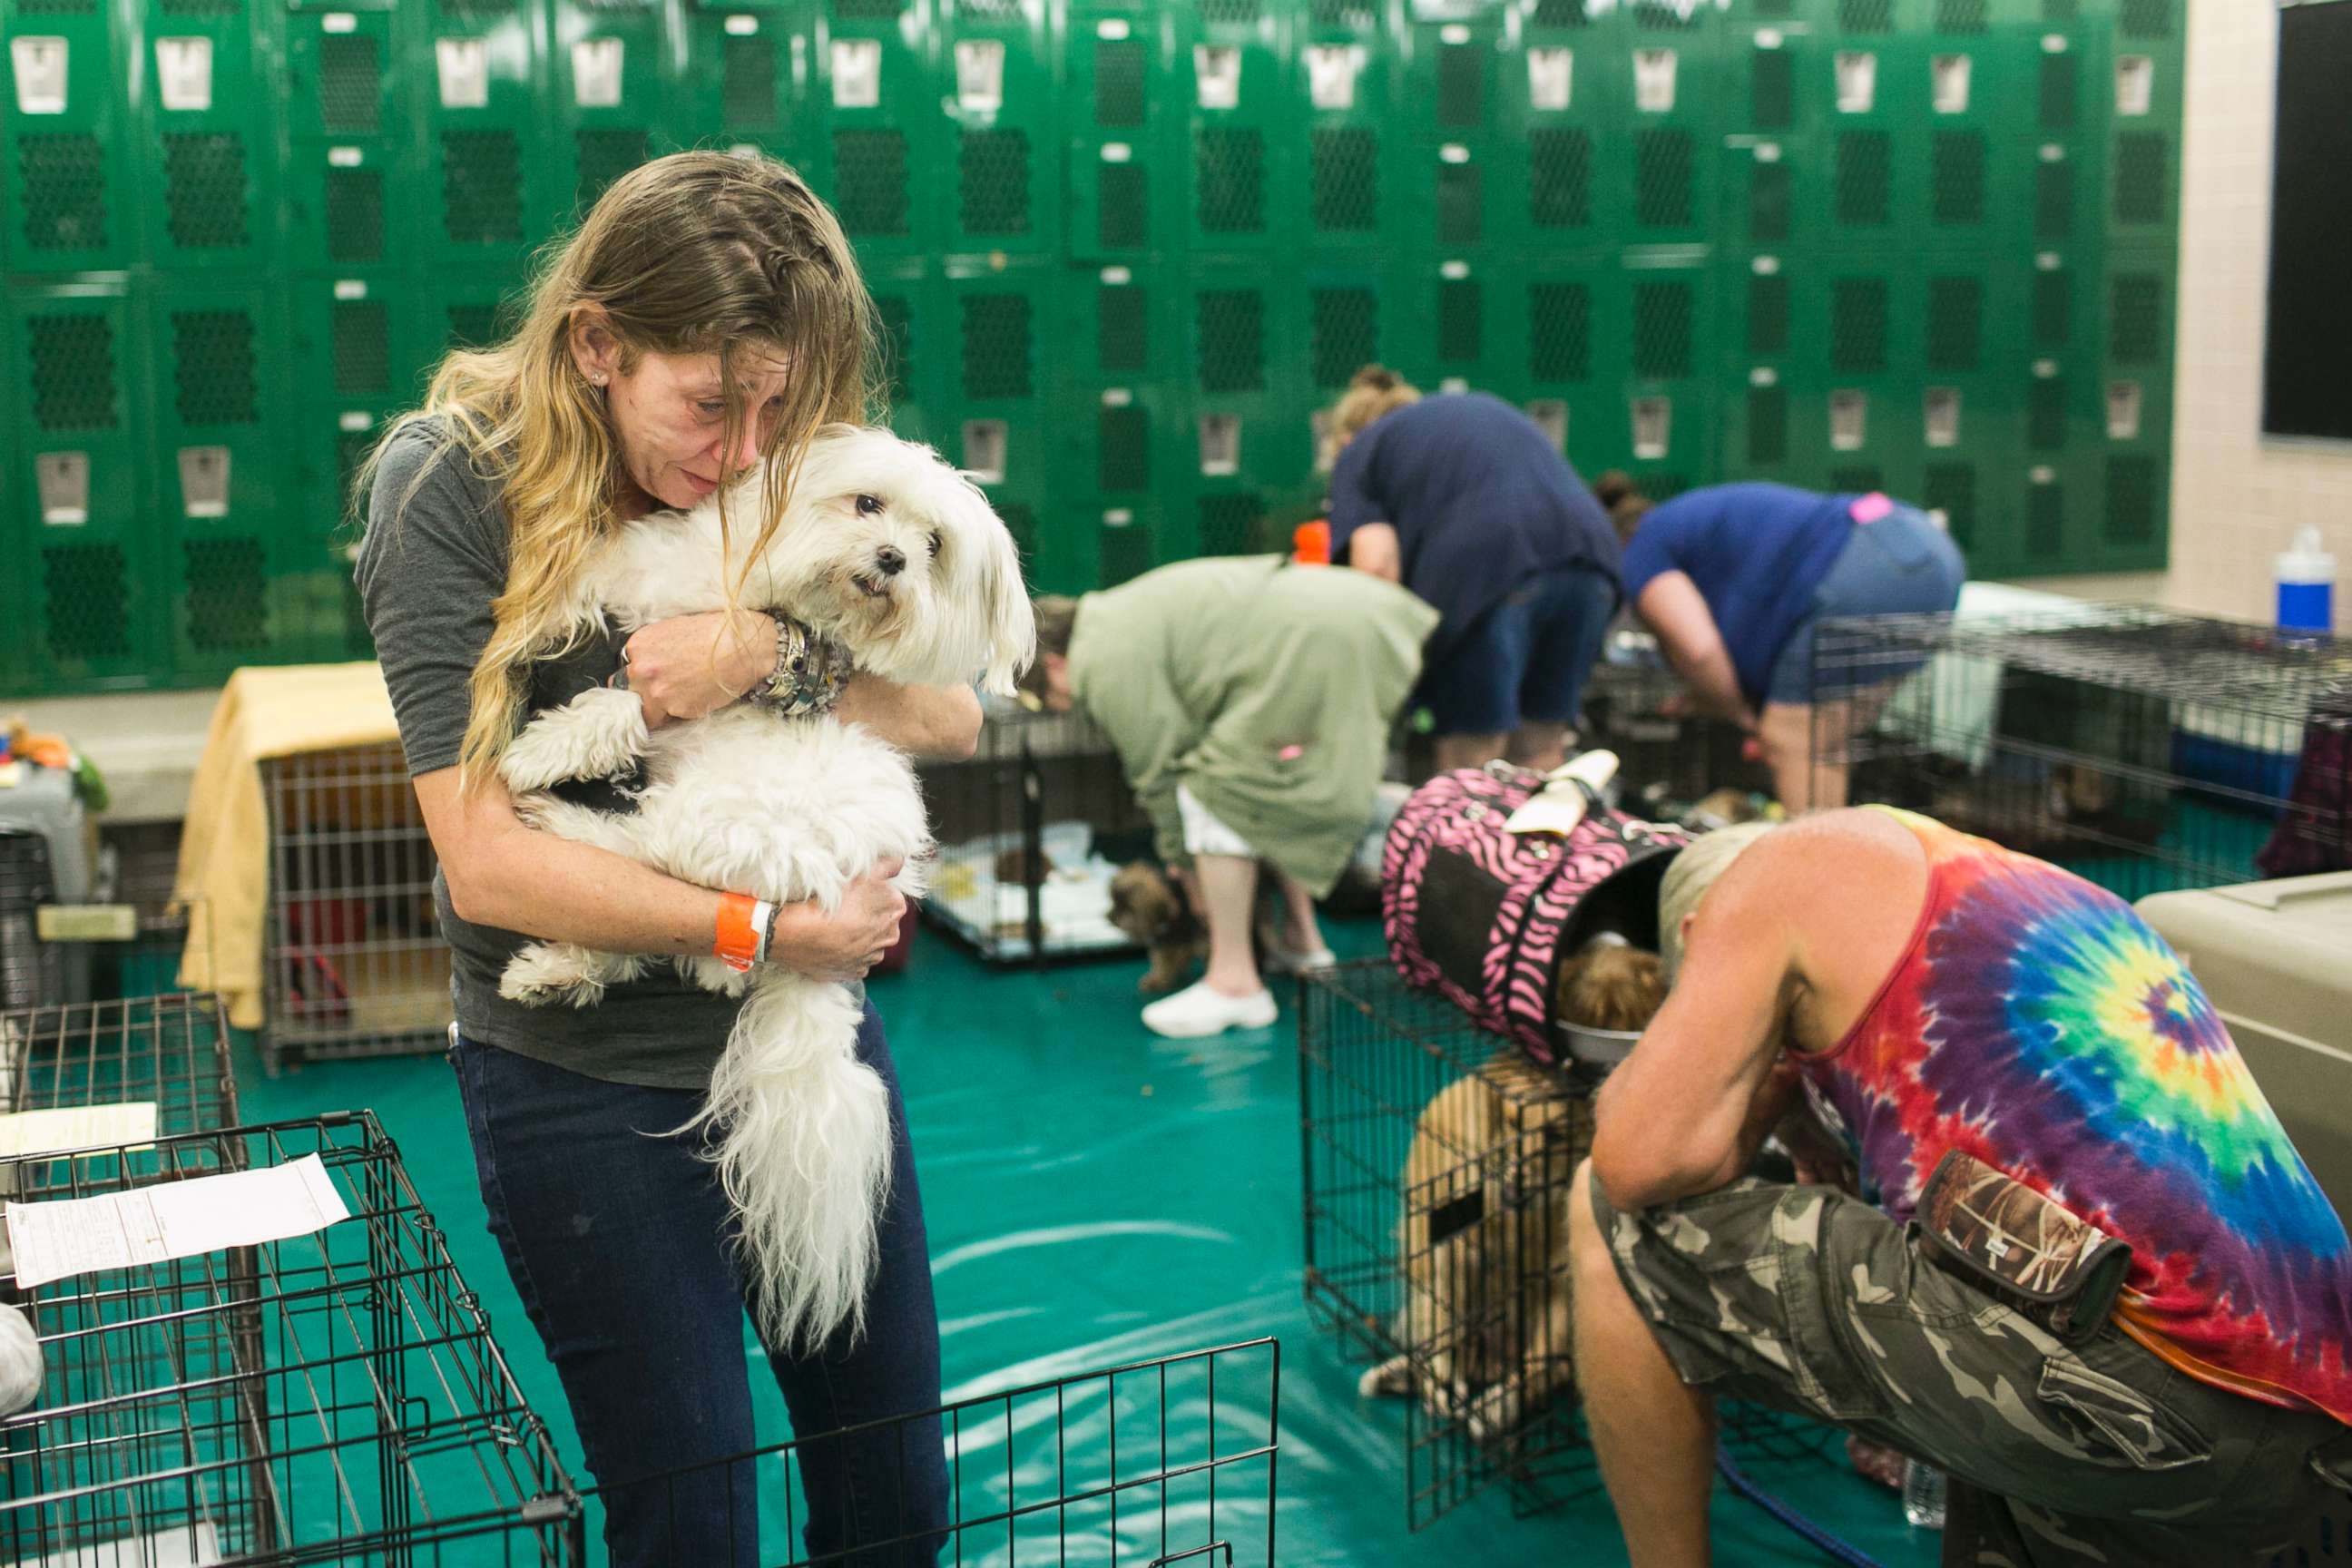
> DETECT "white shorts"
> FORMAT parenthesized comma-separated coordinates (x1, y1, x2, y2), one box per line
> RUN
(1176, 783, 1255, 859)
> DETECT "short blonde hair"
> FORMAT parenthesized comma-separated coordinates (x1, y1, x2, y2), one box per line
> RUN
(1328, 365, 1421, 449)
(1658, 823, 1777, 983)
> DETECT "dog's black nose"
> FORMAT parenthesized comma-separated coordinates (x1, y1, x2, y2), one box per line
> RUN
(875, 545, 906, 576)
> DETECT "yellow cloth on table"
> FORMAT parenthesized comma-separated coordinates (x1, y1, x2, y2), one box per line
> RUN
(172, 664, 402, 1029)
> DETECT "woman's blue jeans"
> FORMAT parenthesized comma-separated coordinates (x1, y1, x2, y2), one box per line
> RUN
(449, 1004, 947, 1565)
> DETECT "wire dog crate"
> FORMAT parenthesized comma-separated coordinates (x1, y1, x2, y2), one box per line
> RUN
(583, 1338, 1279, 1567)
(1297, 959, 1592, 1527)
(2, 995, 239, 1200)
(1297, 962, 1886, 1564)
(261, 743, 450, 1070)
(1580, 654, 1769, 824)
(1813, 607, 2352, 900)
(2, 1112, 583, 1565)
(916, 700, 1153, 965)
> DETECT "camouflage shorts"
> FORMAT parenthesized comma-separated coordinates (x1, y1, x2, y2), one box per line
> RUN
(1591, 1176, 2352, 1567)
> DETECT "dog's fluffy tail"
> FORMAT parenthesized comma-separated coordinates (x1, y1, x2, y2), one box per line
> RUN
(685, 975, 893, 1354)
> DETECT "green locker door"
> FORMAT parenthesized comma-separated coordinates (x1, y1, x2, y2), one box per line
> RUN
(1719, 256, 1799, 483)
(1500, 0, 1618, 261)
(1182, 261, 1311, 576)
(1176, 2, 1295, 255)
(1294, 4, 1397, 257)
(150, 281, 294, 684)
(811, 0, 939, 262)
(2, 5, 135, 274)
(867, 258, 936, 446)
(284, 5, 411, 276)
(1592, 255, 1718, 500)
(1593, 0, 1722, 248)
(286, 279, 418, 662)
(942, 0, 1059, 257)
(8, 281, 161, 692)
(2090, 250, 2171, 572)
(1059, 264, 1181, 583)
(137, 0, 279, 271)
(941, 260, 1058, 588)
(675, 4, 807, 157)
(550, 0, 677, 230)
(1065, 8, 1174, 264)
(1506, 259, 1614, 485)
(416, 0, 553, 275)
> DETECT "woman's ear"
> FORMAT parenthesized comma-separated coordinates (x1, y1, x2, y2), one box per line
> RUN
(568, 305, 622, 386)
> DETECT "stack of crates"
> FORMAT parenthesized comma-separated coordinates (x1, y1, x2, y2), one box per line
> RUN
(1, 0, 2185, 699)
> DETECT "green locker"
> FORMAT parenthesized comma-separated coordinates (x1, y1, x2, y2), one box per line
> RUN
(284, 5, 407, 144)
(1057, 264, 1182, 584)
(283, 142, 407, 274)
(416, 0, 553, 273)
(1580, 0, 1723, 247)
(1176, 2, 1295, 254)
(8, 281, 161, 691)
(866, 258, 935, 446)
(1504, 257, 1616, 483)
(674, 5, 807, 154)
(416, 268, 530, 392)
(549, 0, 678, 229)
(942, 0, 1059, 256)
(939, 259, 1060, 587)
(149, 280, 294, 683)
(1501, 0, 1622, 260)
(2090, 246, 2171, 571)
(1575, 254, 1720, 499)
(1298, 255, 1398, 399)
(1294, 5, 1400, 255)
(285, 277, 416, 661)
(2, 5, 136, 273)
(810, 0, 939, 261)
(1064, 8, 1175, 262)
(136, 1, 279, 270)
(1181, 260, 1313, 574)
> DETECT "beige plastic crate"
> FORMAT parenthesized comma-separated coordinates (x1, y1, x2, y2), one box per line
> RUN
(2137, 873, 2352, 1214)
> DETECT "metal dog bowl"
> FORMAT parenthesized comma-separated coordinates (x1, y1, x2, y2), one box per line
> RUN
(1555, 1019, 1643, 1069)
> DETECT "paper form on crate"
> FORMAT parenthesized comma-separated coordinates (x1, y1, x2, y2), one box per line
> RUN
(0, 1102, 160, 1161)
(5, 1155, 350, 1290)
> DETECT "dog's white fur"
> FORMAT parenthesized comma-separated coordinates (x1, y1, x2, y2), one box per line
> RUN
(495, 424, 1033, 1351)
(0, 1300, 40, 1415)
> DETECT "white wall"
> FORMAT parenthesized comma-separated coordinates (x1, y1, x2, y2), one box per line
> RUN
(2153, 0, 2352, 622)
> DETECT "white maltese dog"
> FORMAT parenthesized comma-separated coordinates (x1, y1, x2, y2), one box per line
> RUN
(495, 423, 1034, 1350)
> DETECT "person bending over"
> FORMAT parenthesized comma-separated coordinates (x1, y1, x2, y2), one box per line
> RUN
(1606, 479, 1964, 812)
(1326, 368, 1622, 776)
(1572, 808, 2352, 1566)
(1022, 554, 1436, 1038)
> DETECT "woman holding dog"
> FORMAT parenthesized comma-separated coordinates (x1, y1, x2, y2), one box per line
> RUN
(1324, 367, 1623, 777)
(1022, 557, 1436, 1038)
(1603, 478, 1965, 813)
(356, 153, 965, 1564)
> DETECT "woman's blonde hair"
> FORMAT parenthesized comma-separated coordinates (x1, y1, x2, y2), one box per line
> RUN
(1328, 364, 1422, 450)
(360, 151, 880, 789)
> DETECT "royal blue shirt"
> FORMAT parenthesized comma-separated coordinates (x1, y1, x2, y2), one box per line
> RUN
(1327, 394, 1622, 660)
(1619, 483, 1858, 706)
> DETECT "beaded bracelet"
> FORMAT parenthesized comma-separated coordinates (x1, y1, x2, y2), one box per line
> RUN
(760, 616, 848, 718)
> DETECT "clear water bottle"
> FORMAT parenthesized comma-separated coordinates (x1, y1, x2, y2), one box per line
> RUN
(1902, 1457, 1948, 1531)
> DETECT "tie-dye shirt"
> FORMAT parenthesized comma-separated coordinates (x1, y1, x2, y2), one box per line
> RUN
(1800, 808, 2352, 1422)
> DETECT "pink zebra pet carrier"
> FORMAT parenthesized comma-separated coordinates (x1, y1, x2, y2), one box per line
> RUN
(1381, 761, 1690, 1068)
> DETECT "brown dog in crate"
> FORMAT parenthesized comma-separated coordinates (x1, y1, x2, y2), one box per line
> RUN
(1357, 941, 1666, 1442)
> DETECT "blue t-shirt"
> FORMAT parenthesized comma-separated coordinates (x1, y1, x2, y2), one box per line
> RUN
(1327, 394, 1622, 659)
(1619, 484, 1857, 705)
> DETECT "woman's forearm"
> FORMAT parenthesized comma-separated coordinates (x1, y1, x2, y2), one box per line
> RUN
(416, 766, 724, 952)
(835, 674, 982, 761)
(1637, 573, 1756, 728)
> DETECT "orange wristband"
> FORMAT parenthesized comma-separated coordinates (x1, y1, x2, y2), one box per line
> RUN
(715, 891, 762, 973)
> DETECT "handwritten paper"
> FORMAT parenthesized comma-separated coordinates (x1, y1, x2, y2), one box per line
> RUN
(7, 1155, 349, 1290)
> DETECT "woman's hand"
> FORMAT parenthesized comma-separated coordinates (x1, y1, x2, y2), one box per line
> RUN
(765, 858, 908, 982)
(619, 610, 776, 727)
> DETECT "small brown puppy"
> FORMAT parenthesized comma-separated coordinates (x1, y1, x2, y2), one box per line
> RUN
(1108, 862, 1205, 994)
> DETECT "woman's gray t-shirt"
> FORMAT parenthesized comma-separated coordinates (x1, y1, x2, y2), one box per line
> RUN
(353, 416, 745, 1089)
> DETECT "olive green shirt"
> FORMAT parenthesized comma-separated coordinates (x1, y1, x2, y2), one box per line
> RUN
(1067, 556, 1438, 897)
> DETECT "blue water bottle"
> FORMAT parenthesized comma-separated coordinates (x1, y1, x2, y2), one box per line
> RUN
(2277, 526, 2335, 635)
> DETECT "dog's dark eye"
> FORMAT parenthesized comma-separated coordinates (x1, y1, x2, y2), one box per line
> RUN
(856, 494, 883, 516)
(926, 529, 943, 558)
